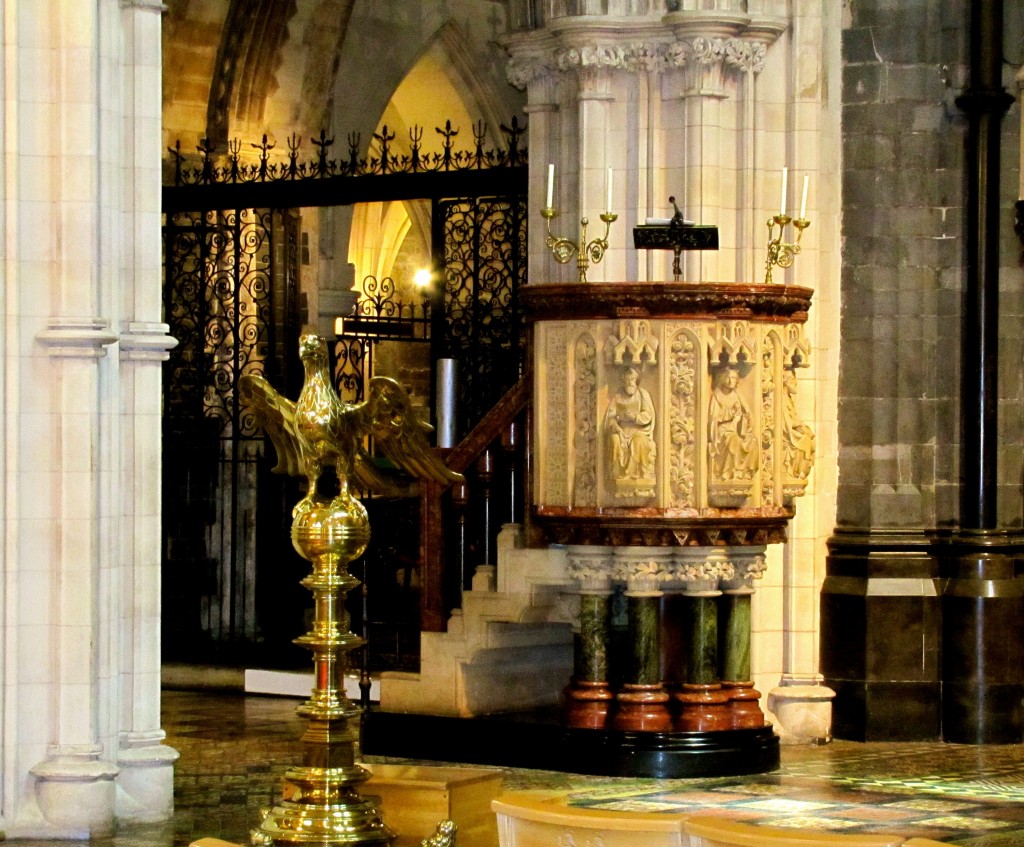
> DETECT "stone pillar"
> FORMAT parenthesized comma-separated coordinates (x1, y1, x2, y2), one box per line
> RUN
(941, 0, 1023, 746)
(505, 9, 784, 287)
(520, 72, 561, 287)
(115, 0, 181, 820)
(1, 0, 177, 835)
(563, 546, 614, 729)
(823, 0, 954, 741)
(612, 548, 671, 732)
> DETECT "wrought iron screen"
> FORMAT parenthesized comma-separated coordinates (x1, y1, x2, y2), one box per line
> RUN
(333, 274, 432, 404)
(161, 119, 528, 669)
(436, 196, 528, 436)
(162, 207, 306, 666)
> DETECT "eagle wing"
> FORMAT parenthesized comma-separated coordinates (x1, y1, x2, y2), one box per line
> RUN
(350, 451, 416, 497)
(360, 376, 464, 487)
(239, 373, 302, 477)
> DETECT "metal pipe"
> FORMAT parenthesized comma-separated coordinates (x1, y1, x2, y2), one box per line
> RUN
(955, 0, 1013, 530)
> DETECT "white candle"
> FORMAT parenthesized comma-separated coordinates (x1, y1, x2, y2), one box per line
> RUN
(546, 163, 554, 208)
(606, 167, 613, 212)
(800, 175, 809, 219)
(780, 166, 788, 216)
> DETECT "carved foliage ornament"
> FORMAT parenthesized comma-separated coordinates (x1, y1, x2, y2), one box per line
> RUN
(573, 335, 598, 506)
(669, 330, 697, 508)
(557, 551, 769, 585)
(507, 37, 768, 88)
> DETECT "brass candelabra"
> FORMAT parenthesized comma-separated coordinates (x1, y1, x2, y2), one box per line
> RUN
(541, 206, 617, 283)
(763, 214, 810, 284)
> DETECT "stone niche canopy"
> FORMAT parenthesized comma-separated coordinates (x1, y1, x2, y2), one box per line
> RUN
(526, 281, 815, 548)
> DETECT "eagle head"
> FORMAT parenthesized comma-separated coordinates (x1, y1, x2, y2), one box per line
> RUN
(299, 333, 329, 367)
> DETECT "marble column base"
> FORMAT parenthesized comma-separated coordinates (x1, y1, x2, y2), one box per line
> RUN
(116, 731, 181, 822)
(674, 683, 731, 732)
(612, 683, 671, 732)
(766, 680, 835, 744)
(30, 745, 120, 837)
(722, 681, 765, 729)
(563, 680, 614, 729)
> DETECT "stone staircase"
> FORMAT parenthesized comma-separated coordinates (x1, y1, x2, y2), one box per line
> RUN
(379, 524, 575, 717)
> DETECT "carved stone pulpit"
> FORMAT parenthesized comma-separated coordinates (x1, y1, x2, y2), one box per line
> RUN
(523, 281, 814, 776)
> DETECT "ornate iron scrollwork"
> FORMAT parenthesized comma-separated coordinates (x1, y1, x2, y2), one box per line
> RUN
(440, 196, 528, 433)
(168, 118, 527, 186)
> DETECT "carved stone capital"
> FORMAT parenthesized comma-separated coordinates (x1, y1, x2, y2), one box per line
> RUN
(675, 548, 735, 584)
(566, 545, 614, 589)
(722, 547, 768, 589)
(612, 546, 674, 589)
(507, 52, 553, 89)
(504, 12, 785, 92)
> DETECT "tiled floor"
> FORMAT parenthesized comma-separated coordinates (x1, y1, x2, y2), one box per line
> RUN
(15, 690, 1024, 846)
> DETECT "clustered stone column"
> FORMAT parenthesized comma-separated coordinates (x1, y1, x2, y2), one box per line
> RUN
(563, 545, 767, 732)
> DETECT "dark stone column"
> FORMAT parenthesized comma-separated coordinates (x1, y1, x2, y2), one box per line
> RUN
(828, 0, 1024, 744)
(941, 537, 1024, 743)
(820, 530, 941, 740)
(942, 0, 1022, 745)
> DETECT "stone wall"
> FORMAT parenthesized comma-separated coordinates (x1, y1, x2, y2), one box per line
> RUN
(824, 0, 1024, 742)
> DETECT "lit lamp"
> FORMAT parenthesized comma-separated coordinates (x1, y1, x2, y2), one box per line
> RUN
(414, 268, 432, 289)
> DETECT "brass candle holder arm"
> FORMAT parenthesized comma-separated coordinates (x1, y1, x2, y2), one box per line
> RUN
(764, 214, 810, 285)
(541, 206, 617, 283)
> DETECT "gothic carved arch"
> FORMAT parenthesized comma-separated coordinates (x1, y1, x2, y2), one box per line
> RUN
(206, 0, 299, 148)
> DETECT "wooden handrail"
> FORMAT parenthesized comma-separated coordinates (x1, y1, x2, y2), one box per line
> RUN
(419, 376, 531, 632)
(444, 377, 530, 473)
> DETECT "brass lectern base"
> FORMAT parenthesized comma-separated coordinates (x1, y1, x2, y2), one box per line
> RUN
(251, 776, 394, 847)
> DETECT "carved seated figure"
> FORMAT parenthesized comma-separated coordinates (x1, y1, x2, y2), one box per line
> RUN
(604, 365, 656, 497)
(708, 367, 758, 488)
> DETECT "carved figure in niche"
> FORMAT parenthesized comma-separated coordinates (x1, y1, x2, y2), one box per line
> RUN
(782, 369, 815, 479)
(708, 367, 758, 481)
(605, 365, 656, 496)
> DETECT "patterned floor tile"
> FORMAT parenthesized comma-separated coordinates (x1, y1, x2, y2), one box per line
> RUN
(763, 816, 864, 830)
(920, 817, 1016, 831)
(16, 690, 1024, 847)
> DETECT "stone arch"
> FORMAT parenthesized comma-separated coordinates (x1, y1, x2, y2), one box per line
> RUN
(328, 3, 525, 153)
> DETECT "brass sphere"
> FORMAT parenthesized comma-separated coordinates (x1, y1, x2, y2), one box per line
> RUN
(291, 494, 370, 564)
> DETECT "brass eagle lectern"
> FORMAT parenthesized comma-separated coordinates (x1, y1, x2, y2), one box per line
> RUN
(241, 333, 462, 847)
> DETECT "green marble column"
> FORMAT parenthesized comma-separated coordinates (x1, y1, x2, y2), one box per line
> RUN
(674, 580, 731, 732)
(576, 592, 610, 682)
(716, 573, 763, 730)
(689, 595, 718, 685)
(613, 584, 670, 732)
(564, 547, 615, 729)
(629, 594, 661, 685)
(719, 592, 752, 683)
